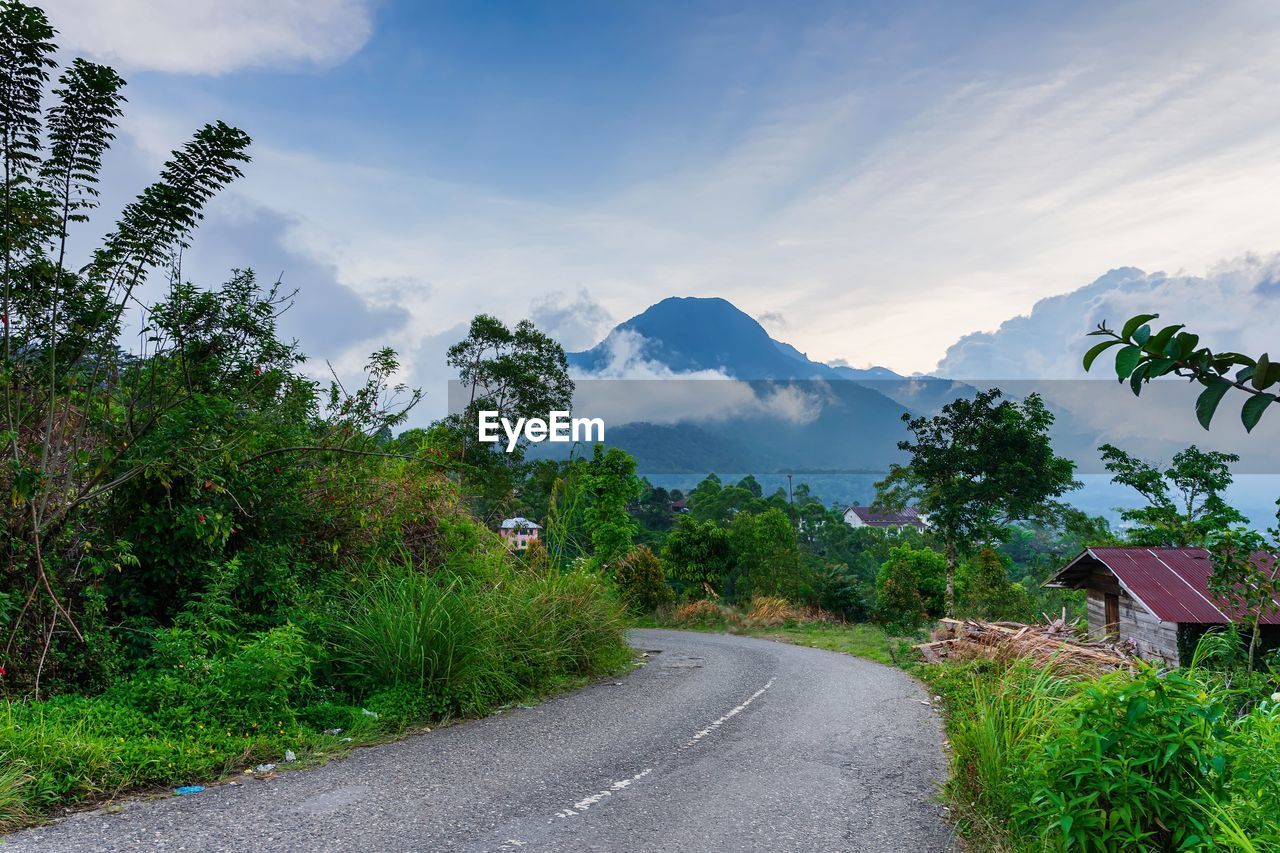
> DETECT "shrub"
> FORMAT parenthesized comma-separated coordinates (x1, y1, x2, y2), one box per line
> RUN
(1016, 667, 1228, 850)
(745, 596, 803, 627)
(490, 568, 630, 690)
(614, 547, 675, 614)
(671, 599, 733, 627)
(329, 560, 510, 716)
(921, 657, 1280, 852)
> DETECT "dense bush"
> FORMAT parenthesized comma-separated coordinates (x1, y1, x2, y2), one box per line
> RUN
(613, 546, 675, 614)
(921, 656, 1280, 851)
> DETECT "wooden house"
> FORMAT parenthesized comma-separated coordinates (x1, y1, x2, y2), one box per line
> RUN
(1044, 546, 1280, 666)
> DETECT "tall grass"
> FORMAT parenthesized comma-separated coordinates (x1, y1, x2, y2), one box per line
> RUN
(331, 562, 513, 714)
(330, 554, 629, 716)
(922, 651, 1280, 851)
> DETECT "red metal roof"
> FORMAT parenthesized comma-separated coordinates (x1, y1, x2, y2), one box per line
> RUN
(1058, 547, 1280, 625)
(847, 506, 926, 527)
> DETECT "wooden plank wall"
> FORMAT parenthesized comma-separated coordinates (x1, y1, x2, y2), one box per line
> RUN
(1086, 588, 1180, 666)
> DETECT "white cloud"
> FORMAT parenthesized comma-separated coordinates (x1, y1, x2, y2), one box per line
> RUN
(530, 290, 614, 352)
(191, 1, 1280, 379)
(78, 0, 1280, 401)
(567, 330, 826, 426)
(937, 255, 1280, 379)
(42, 0, 374, 74)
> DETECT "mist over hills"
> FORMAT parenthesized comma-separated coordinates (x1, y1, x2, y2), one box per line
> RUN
(556, 297, 970, 473)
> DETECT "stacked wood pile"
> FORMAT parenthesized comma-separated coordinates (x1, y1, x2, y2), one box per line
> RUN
(914, 616, 1137, 673)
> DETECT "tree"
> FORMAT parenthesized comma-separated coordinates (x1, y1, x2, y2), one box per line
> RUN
(874, 544, 945, 632)
(0, 2, 423, 691)
(580, 445, 641, 568)
(876, 389, 1078, 616)
(729, 507, 800, 600)
(661, 516, 734, 599)
(1, 3, 251, 688)
(1206, 522, 1280, 671)
(1085, 313, 1278, 431)
(444, 314, 573, 518)
(963, 547, 1032, 621)
(447, 314, 574, 428)
(1099, 443, 1246, 546)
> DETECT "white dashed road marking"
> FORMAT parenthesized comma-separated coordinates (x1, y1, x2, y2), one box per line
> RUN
(549, 677, 777, 824)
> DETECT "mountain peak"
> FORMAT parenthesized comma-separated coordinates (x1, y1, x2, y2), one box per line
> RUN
(569, 295, 844, 379)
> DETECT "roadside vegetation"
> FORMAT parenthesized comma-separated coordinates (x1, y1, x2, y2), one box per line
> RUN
(3, 2, 1277, 848)
(0, 2, 627, 831)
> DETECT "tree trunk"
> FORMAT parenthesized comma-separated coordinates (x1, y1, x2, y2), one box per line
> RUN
(945, 541, 957, 618)
(1249, 619, 1261, 673)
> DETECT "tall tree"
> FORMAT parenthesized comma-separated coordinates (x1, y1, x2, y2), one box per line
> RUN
(444, 314, 573, 518)
(580, 445, 641, 568)
(729, 507, 799, 600)
(1099, 443, 1246, 546)
(876, 389, 1078, 616)
(1, 2, 257, 689)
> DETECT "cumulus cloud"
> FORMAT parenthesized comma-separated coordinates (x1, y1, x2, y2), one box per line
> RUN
(936, 255, 1280, 379)
(529, 289, 614, 351)
(42, 0, 374, 74)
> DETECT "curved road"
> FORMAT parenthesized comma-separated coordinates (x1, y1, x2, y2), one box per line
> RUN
(5, 630, 954, 852)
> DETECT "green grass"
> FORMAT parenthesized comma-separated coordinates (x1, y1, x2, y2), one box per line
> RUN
(0, 560, 631, 832)
(736, 622, 897, 666)
(638, 611, 901, 667)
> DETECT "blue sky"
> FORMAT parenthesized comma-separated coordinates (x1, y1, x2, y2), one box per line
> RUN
(41, 0, 1280, 417)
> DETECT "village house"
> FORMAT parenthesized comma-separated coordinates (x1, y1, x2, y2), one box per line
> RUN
(843, 505, 928, 532)
(1044, 546, 1280, 666)
(498, 517, 541, 550)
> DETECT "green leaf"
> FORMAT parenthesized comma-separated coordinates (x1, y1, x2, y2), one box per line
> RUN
(1121, 313, 1159, 340)
(1147, 324, 1184, 355)
(1083, 339, 1124, 372)
(1132, 324, 1151, 345)
(1129, 361, 1152, 396)
(1195, 379, 1232, 430)
(1146, 357, 1177, 378)
(1252, 353, 1271, 390)
(1176, 333, 1200, 358)
(1242, 393, 1276, 433)
(1114, 345, 1142, 379)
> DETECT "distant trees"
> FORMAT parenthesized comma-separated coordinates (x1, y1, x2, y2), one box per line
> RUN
(1100, 443, 1246, 547)
(876, 389, 1079, 616)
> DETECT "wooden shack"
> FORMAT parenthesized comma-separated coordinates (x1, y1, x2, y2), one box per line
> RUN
(1044, 546, 1280, 666)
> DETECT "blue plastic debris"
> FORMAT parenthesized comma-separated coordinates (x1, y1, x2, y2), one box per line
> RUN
(175, 786, 204, 796)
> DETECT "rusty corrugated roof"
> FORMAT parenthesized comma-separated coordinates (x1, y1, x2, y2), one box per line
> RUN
(1059, 547, 1280, 625)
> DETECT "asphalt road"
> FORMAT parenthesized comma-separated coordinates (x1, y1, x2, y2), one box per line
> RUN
(4, 629, 954, 852)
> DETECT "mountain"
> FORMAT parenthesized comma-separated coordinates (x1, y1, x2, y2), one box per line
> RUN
(555, 297, 947, 473)
(568, 296, 899, 381)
